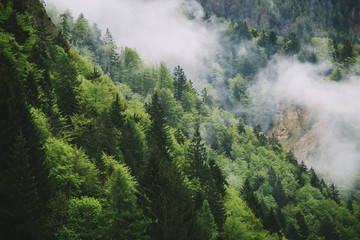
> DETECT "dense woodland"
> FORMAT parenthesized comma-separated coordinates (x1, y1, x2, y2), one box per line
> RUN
(1, 0, 360, 239)
(198, 0, 360, 40)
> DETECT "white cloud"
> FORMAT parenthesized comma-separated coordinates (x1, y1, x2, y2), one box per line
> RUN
(252, 57, 360, 188)
(45, 0, 223, 80)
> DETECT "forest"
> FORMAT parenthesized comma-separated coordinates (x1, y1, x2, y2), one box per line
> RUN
(1, 0, 360, 239)
(198, 0, 360, 40)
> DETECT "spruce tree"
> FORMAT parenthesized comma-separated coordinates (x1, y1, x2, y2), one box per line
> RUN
(105, 165, 146, 239)
(0, 134, 42, 240)
(201, 200, 218, 240)
(0, 41, 49, 239)
(120, 118, 146, 178)
(145, 92, 172, 159)
(141, 93, 203, 240)
(173, 66, 187, 101)
(187, 126, 208, 181)
(295, 211, 309, 240)
(241, 179, 263, 219)
(263, 209, 281, 234)
(110, 93, 126, 129)
(273, 180, 287, 208)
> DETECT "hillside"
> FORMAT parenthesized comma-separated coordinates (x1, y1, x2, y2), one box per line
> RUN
(198, 0, 360, 39)
(1, 0, 360, 239)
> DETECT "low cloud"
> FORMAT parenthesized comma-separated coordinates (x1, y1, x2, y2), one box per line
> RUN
(45, 0, 360, 189)
(45, 0, 223, 80)
(252, 57, 360, 188)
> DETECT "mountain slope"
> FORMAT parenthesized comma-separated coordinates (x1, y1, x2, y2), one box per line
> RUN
(1, 0, 360, 239)
(198, 0, 359, 39)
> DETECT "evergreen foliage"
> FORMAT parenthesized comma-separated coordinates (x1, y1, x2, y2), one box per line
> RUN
(1, 1, 360, 239)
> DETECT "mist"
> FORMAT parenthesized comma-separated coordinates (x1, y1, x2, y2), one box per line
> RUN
(44, 0, 360, 189)
(45, 0, 223, 80)
(252, 57, 360, 189)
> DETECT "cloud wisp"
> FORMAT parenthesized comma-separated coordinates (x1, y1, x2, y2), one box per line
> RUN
(45, 0, 360, 189)
(252, 57, 360, 188)
(45, 0, 223, 80)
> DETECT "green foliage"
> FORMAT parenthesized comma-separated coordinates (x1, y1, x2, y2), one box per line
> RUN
(44, 137, 100, 197)
(173, 65, 188, 101)
(228, 74, 250, 106)
(201, 200, 218, 240)
(103, 165, 147, 239)
(199, 0, 358, 39)
(61, 196, 102, 240)
(2, 2, 360, 239)
(223, 188, 278, 240)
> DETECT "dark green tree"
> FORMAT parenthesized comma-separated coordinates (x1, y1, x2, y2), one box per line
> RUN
(319, 216, 339, 240)
(329, 183, 341, 205)
(201, 200, 218, 240)
(174, 128, 185, 145)
(346, 199, 354, 213)
(273, 180, 287, 208)
(173, 66, 187, 101)
(310, 168, 321, 190)
(0, 38, 49, 239)
(104, 166, 146, 239)
(341, 39, 354, 61)
(187, 126, 208, 181)
(295, 211, 309, 240)
(0, 134, 43, 240)
(145, 92, 172, 160)
(120, 118, 146, 178)
(59, 13, 71, 40)
(263, 209, 281, 234)
(140, 143, 202, 240)
(241, 179, 263, 219)
(267, 167, 277, 187)
(110, 93, 126, 129)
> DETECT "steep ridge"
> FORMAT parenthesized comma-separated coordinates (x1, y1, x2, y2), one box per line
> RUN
(269, 103, 319, 163)
(1, 0, 360, 238)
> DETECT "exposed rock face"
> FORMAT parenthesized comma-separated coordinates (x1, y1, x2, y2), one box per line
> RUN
(269, 102, 319, 163)
(25, 0, 58, 37)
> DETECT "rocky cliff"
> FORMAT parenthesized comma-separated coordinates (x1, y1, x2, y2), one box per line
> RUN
(269, 103, 319, 163)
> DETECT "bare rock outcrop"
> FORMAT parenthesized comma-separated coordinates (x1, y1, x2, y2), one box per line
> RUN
(269, 102, 319, 163)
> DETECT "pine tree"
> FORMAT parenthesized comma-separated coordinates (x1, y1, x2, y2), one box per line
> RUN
(295, 211, 309, 240)
(174, 128, 185, 145)
(273, 180, 287, 208)
(145, 92, 172, 160)
(341, 39, 354, 61)
(173, 66, 188, 101)
(263, 209, 281, 234)
(59, 13, 71, 40)
(329, 183, 341, 205)
(267, 167, 277, 187)
(286, 151, 298, 166)
(105, 165, 146, 239)
(141, 93, 203, 240)
(201, 200, 218, 240)
(120, 118, 146, 178)
(241, 179, 263, 219)
(319, 216, 339, 240)
(310, 168, 321, 189)
(0, 134, 43, 240)
(140, 143, 200, 240)
(0, 41, 49, 239)
(187, 126, 208, 181)
(346, 199, 354, 213)
(110, 93, 126, 129)
(158, 61, 174, 90)
(209, 159, 227, 198)
(237, 119, 246, 134)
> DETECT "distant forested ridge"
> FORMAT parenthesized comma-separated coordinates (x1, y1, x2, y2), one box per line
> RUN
(1, 0, 360, 239)
(198, 0, 360, 40)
